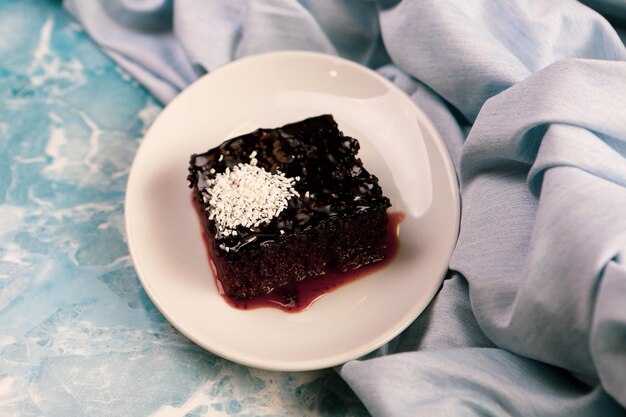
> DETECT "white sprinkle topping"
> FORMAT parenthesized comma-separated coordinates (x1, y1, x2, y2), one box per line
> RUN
(209, 168, 216, 174)
(219, 154, 224, 161)
(250, 157, 258, 166)
(202, 163, 299, 240)
(249, 150, 257, 159)
(305, 191, 310, 198)
(280, 230, 285, 235)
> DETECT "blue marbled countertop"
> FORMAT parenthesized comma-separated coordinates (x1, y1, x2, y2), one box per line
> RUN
(0, 1, 368, 415)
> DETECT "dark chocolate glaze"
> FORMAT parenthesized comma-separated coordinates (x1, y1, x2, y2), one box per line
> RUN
(188, 114, 391, 255)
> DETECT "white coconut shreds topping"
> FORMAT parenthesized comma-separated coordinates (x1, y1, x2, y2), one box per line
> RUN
(202, 163, 300, 239)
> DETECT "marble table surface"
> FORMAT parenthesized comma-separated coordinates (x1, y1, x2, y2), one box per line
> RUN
(0, 1, 369, 415)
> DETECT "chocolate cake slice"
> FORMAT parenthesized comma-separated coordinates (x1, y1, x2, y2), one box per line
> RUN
(188, 115, 391, 300)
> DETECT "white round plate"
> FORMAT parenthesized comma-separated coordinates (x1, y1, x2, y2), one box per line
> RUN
(126, 51, 460, 371)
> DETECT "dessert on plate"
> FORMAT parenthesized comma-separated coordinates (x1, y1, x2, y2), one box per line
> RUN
(188, 115, 391, 300)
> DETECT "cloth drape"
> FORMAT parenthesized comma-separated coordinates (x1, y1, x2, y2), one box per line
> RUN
(64, 0, 626, 415)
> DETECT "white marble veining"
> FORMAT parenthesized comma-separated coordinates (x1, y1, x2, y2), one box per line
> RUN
(0, 1, 368, 416)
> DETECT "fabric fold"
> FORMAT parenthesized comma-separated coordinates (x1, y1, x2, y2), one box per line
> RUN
(341, 348, 624, 417)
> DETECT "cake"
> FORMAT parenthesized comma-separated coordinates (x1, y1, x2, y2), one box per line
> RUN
(187, 115, 391, 300)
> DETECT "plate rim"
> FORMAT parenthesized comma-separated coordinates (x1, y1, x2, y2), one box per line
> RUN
(125, 50, 460, 371)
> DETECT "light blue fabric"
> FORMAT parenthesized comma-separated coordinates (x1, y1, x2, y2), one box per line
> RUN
(64, 0, 626, 415)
